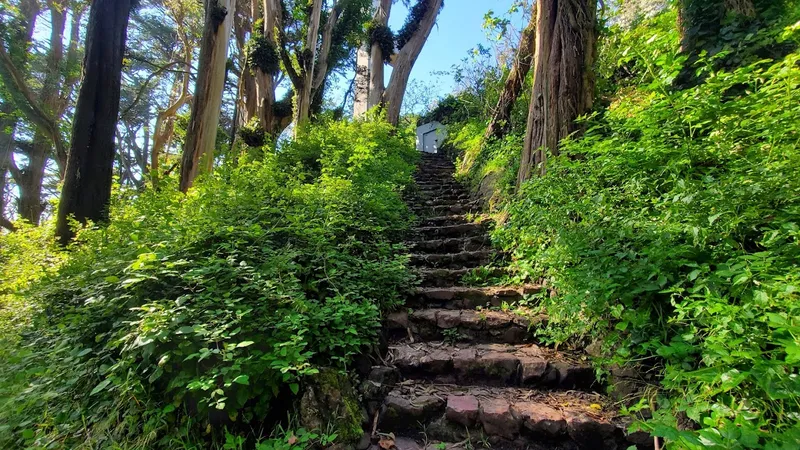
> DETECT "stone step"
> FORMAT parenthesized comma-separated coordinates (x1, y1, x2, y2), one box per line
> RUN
(418, 267, 508, 287)
(412, 223, 486, 239)
(387, 308, 544, 344)
(414, 188, 469, 198)
(418, 215, 475, 227)
(409, 236, 490, 253)
(378, 381, 650, 449)
(418, 198, 474, 208)
(385, 342, 596, 390)
(412, 203, 480, 216)
(415, 192, 472, 202)
(410, 285, 543, 309)
(415, 176, 458, 183)
(418, 268, 472, 287)
(416, 180, 461, 187)
(410, 250, 494, 269)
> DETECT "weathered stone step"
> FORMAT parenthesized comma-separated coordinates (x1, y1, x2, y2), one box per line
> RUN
(418, 198, 474, 208)
(386, 342, 596, 390)
(413, 223, 486, 239)
(416, 180, 461, 187)
(414, 188, 469, 198)
(418, 215, 475, 227)
(415, 192, 471, 201)
(387, 308, 544, 344)
(378, 381, 650, 449)
(409, 236, 490, 253)
(418, 268, 472, 287)
(410, 285, 543, 309)
(410, 250, 494, 269)
(412, 203, 480, 216)
(418, 267, 507, 287)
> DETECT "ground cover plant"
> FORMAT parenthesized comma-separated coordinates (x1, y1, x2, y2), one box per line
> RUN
(0, 118, 418, 448)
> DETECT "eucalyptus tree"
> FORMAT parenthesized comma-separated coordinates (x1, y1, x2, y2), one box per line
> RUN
(354, 0, 444, 125)
(179, 0, 237, 192)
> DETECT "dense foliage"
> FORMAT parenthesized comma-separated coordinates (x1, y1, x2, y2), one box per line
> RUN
(438, 6, 800, 449)
(0, 119, 418, 448)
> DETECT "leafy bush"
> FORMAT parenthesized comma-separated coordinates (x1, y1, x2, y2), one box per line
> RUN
(496, 49, 800, 449)
(434, 8, 800, 448)
(0, 118, 418, 448)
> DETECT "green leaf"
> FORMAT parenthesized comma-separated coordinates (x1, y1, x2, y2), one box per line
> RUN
(236, 341, 255, 348)
(233, 375, 250, 385)
(90, 379, 112, 396)
(290, 383, 299, 395)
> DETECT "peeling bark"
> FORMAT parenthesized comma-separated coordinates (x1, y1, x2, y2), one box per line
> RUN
(367, 0, 392, 111)
(517, 0, 597, 186)
(294, 0, 323, 130)
(179, 0, 237, 192)
(383, 0, 442, 126)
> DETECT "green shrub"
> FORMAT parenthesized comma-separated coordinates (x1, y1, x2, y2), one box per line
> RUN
(0, 118, 417, 448)
(496, 50, 800, 448)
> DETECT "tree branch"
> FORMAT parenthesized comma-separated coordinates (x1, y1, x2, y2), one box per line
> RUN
(312, 0, 346, 91)
(0, 216, 15, 232)
(0, 43, 66, 172)
(275, 0, 303, 87)
(120, 60, 186, 119)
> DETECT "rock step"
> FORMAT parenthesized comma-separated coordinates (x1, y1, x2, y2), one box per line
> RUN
(387, 308, 544, 344)
(410, 285, 543, 309)
(378, 381, 651, 449)
(415, 180, 461, 188)
(418, 198, 475, 208)
(412, 203, 480, 216)
(418, 267, 507, 287)
(418, 268, 472, 287)
(418, 215, 476, 227)
(412, 223, 486, 239)
(415, 176, 459, 183)
(414, 192, 471, 201)
(410, 250, 494, 269)
(413, 188, 469, 196)
(409, 236, 490, 253)
(385, 341, 600, 390)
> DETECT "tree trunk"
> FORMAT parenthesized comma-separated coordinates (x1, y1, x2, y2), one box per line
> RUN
(293, 0, 323, 131)
(517, 0, 597, 187)
(56, 0, 133, 245)
(179, 0, 237, 192)
(367, 0, 392, 111)
(234, 0, 258, 124)
(17, 3, 67, 224)
(0, 104, 15, 231)
(484, 12, 536, 142)
(256, 0, 277, 133)
(353, 44, 371, 117)
(383, 0, 442, 126)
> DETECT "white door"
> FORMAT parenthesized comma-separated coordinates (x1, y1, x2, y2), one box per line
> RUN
(423, 130, 438, 153)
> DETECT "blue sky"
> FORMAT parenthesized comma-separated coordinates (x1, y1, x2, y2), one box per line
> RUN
(384, 0, 526, 97)
(324, 0, 527, 113)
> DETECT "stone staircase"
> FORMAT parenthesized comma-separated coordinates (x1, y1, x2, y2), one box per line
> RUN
(360, 153, 652, 450)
